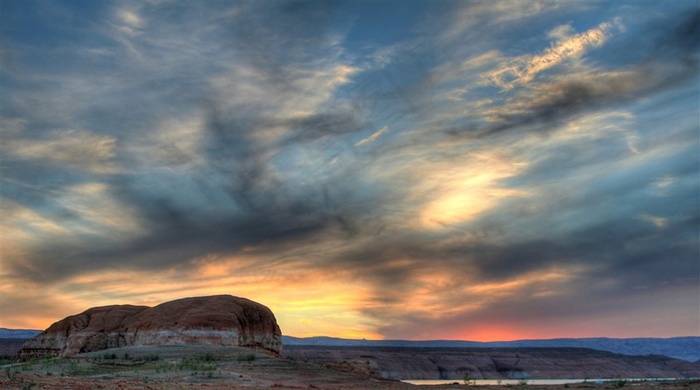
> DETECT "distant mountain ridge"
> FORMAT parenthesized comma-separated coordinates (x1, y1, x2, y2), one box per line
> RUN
(6, 328, 697, 363)
(282, 336, 700, 362)
(0, 328, 42, 339)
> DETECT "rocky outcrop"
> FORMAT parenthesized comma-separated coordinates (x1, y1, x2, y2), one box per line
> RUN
(16, 305, 148, 359)
(18, 295, 282, 359)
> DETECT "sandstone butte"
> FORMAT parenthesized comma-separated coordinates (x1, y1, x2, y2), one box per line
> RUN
(17, 295, 282, 359)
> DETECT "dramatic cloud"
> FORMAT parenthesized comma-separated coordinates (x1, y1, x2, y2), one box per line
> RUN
(1, 1, 697, 340)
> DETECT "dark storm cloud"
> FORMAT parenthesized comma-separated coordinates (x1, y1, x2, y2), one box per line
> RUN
(0, 1, 371, 282)
(327, 3, 700, 327)
(6, 4, 698, 280)
(461, 149, 699, 284)
(13, 108, 372, 281)
(337, 204, 698, 293)
(364, 3, 700, 318)
(150, 1, 700, 338)
(343, 205, 698, 338)
(2, 1, 698, 338)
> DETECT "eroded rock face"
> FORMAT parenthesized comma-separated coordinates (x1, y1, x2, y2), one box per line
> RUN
(18, 295, 282, 359)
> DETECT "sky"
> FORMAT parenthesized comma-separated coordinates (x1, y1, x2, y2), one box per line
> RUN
(1, 0, 698, 341)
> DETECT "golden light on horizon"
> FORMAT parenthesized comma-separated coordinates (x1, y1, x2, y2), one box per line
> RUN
(1, 253, 382, 340)
(451, 325, 524, 343)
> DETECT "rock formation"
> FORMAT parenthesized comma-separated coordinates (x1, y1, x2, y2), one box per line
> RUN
(18, 295, 282, 359)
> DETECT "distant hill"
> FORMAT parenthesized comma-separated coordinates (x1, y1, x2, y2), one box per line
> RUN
(284, 345, 700, 380)
(282, 336, 700, 362)
(0, 328, 41, 339)
(0, 328, 42, 356)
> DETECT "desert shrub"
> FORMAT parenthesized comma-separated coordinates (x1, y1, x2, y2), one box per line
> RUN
(0, 355, 15, 365)
(62, 360, 92, 376)
(463, 371, 474, 385)
(197, 352, 217, 361)
(236, 353, 256, 362)
(143, 354, 160, 362)
(200, 363, 216, 371)
(153, 362, 175, 373)
(177, 357, 217, 372)
(22, 380, 36, 390)
(5, 367, 19, 382)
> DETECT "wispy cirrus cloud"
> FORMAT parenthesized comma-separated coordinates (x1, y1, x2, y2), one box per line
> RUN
(355, 126, 389, 146)
(485, 19, 623, 89)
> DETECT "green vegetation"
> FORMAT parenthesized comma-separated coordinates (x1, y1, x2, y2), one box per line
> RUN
(199, 352, 218, 361)
(4, 366, 36, 389)
(4, 345, 699, 389)
(0, 355, 14, 366)
(0, 345, 271, 384)
(236, 353, 256, 362)
(91, 351, 160, 364)
(5, 367, 19, 382)
(21, 380, 36, 390)
(177, 356, 217, 372)
(62, 360, 96, 376)
(143, 353, 161, 362)
(5, 350, 223, 379)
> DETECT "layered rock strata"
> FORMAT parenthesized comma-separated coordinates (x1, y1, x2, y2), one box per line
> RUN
(18, 295, 282, 359)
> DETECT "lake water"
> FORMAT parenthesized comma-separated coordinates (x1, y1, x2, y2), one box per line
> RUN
(401, 378, 681, 386)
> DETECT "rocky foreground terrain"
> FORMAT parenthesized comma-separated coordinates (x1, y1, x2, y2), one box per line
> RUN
(2, 344, 700, 390)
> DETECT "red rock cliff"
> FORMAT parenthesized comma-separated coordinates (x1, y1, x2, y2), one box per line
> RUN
(18, 295, 282, 358)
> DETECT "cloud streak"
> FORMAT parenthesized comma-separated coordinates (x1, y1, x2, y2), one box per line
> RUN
(355, 126, 389, 146)
(486, 19, 622, 89)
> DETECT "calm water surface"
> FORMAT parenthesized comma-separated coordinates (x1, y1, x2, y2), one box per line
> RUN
(401, 378, 680, 386)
